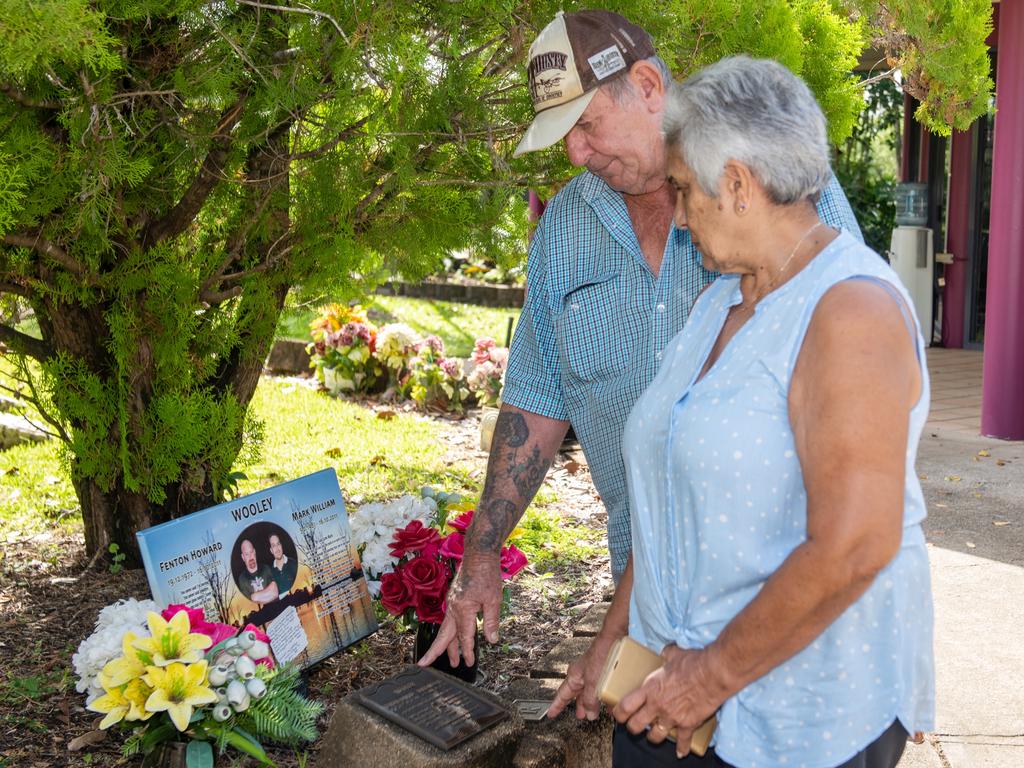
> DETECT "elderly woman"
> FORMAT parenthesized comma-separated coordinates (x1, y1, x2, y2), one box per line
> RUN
(548, 57, 934, 768)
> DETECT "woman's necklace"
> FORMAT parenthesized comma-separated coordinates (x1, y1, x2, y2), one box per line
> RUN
(735, 220, 825, 315)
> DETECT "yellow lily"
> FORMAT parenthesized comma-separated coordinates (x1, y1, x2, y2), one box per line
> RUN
(123, 677, 156, 722)
(133, 611, 211, 667)
(144, 661, 218, 732)
(88, 684, 131, 729)
(100, 631, 151, 687)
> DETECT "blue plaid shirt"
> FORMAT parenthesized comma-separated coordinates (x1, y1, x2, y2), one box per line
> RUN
(503, 170, 862, 578)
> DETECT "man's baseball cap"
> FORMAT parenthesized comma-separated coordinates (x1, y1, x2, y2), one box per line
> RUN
(513, 10, 656, 158)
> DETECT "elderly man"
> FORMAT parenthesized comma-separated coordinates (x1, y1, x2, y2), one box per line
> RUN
(421, 9, 862, 700)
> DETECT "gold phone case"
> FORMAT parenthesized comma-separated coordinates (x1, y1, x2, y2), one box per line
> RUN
(596, 636, 716, 757)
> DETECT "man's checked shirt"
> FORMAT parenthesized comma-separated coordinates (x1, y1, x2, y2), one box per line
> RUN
(502, 170, 862, 578)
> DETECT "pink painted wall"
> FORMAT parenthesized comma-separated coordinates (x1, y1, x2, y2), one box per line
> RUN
(981, 0, 1024, 439)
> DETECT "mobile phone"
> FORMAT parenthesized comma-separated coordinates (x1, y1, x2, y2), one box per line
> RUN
(596, 636, 716, 757)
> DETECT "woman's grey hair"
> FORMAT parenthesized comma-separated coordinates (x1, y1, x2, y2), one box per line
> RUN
(602, 55, 672, 105)
(663, 55, 832, 205)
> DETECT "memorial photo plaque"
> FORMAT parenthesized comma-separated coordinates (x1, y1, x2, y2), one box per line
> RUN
(356, 666, 510, 750)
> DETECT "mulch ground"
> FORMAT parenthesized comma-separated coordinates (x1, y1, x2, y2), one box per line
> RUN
(0, 410, 610, 767)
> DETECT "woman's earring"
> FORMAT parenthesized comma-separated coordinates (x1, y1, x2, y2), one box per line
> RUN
(738, 203, 747, 213)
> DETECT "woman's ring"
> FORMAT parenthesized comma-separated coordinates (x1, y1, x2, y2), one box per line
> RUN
(652, 721, 668, 733)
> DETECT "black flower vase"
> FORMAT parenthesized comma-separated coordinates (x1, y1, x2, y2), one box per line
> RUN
(413, 622, 478, 684)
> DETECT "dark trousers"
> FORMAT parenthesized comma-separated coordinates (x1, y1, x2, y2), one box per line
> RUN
(612, 718, 908, 768)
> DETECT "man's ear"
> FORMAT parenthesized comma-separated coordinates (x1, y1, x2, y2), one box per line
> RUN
(629, 60, 665, 110)
(721, 160, 755, 214)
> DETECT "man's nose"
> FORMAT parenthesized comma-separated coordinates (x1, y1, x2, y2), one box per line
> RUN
(564, 128, 590, 167)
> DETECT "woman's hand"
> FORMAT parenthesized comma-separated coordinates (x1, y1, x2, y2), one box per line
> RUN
(611, 644, 727, 757)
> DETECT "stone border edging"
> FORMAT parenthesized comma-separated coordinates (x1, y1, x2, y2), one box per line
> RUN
(375, 281, 524, 308)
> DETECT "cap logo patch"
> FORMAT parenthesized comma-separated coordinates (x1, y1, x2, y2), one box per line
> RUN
(528, 51, 569, 106)
(588, 46, 626, 80)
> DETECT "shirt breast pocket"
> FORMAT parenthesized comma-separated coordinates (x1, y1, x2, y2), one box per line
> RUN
(554, 272, 630, 382)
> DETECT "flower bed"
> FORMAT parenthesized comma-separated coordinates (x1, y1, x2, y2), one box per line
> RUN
(306, 303, 508, 413)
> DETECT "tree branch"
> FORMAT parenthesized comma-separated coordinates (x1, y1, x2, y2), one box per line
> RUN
(141, 97, 247, 249)
(234, 0, 349, 43)
(1, 233, 94, 281)
(0, 324, 51, 361)
(0, 84, 61, 110)
(287, 115, 371, 162)
(0, 281, 32, 298)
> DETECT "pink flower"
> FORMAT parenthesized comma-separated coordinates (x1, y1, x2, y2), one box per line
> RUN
(500, 545, 528, 580)
(472, 338, 497, 365)
(440, 358, 461, 378)
(423, 335, 445, 355)
(439, 532, 465, 562)
(161, 604, 205, 627)
(389, 520, 442, 559)
(161, 605, 236, 646)
(448, 510, 474, 533)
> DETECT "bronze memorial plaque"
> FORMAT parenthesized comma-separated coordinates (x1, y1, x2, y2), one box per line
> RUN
(357, 666, 509, 750)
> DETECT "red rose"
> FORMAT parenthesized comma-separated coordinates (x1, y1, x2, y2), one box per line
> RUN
(380, 570, 414, 615)
(413, 590, 446, 624)
(439, 532, 465, 562)
(500, 544, 528, 580)
(401, 555, 450, 597)
(389, 520, 442, 559)
(447, 510, 474, 533)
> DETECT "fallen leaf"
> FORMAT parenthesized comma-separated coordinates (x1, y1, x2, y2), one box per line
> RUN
(944, 475, 961, 482)
(919, 474, 928, 480)
(935, 503, 948, 508)
(978, 449, 991, 457)
(564, 460, 581, 475)
(324, 447, 343, 458)
(68, 731, 106, 751)
(369, 454, 388, 466)
(994, 521, 1011, 527)
(965, 541, 976, 549)
(997, 460, 1007, 467)
(377, 410, 397, 421)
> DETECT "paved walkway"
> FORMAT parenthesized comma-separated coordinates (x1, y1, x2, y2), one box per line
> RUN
(925, 348, 985, 434)
(900, 347, 1024, 767)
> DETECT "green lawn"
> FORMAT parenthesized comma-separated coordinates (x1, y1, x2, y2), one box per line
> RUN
(278, 294, 520, 358)
(239, 378, 477, 500)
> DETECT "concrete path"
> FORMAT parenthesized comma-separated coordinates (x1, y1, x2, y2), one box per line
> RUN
(900, 425, 1024, 767)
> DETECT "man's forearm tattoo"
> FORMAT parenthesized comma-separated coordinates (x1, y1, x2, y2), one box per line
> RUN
(471, 411, 553, 552)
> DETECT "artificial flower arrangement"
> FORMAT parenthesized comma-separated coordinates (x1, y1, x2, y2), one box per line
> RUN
(307, 303, 382, 394)
(465, 337, 508, 408)
(74, 602, 322, 766)
(409, 335, 472, 413)
(374, 322, 422, 397)
(350, 487, 528, 630)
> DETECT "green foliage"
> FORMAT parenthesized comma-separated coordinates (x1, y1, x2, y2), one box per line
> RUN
(851, 0, 994, 135)
(514, 505, 604, 571)
(233, 665, 324, 747)
(833, 77, 902, 254)
(107, 541, 126, 573)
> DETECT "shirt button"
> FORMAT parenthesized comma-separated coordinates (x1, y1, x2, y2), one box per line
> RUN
(655, 350, 663, 361)
(656, 303, 666, 312)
